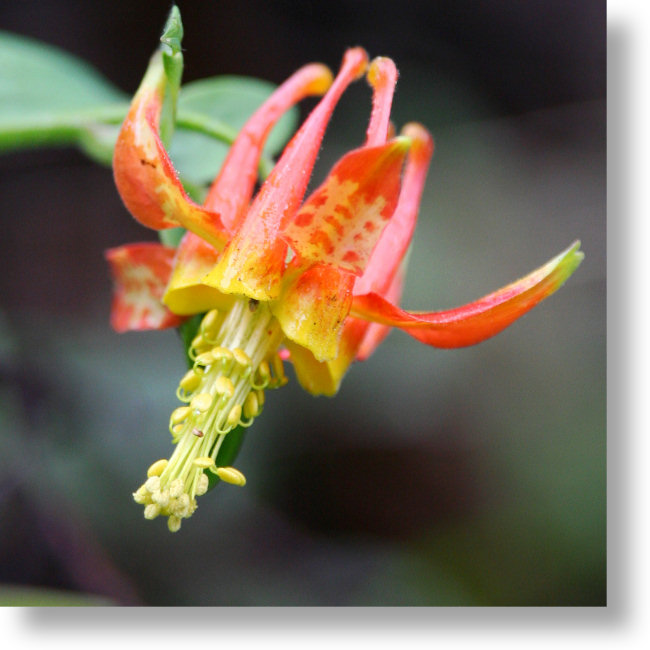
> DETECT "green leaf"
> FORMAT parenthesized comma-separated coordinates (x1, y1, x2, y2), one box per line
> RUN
(0, 30, 128, 151)
(169, 76, 298, 185)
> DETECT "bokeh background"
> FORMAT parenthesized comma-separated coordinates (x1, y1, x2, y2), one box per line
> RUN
(0, 0, 605, 606)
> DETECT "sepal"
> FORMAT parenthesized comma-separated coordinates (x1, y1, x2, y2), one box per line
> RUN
(105, 243, 186, 332)
(351, 241, 584, 348)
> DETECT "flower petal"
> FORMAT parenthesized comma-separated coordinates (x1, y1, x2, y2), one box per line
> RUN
(105, 243, 185, 332)
(272, 262, 355, 362)
(351, 123, 434, 360)
(113, 51, 229, 249)
(204, 62, 334, 231)
(165, 63, 333, 314)
(354, 123, 434, 296)
(203, 47, 369, 301)
(351, 241, 584, 347)
(284, 316, 368, 396)
(162, 233, 234, 315)
(364, 56, 398, 147)
(281, 137, 410, 275)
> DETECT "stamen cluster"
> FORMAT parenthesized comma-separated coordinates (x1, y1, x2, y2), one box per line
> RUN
(133, 297, 286, 531)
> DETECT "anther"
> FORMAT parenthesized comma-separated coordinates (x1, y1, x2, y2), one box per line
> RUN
(195, 473, 209, 496)
(170, 493, 192, 518)
(215, 376, 235, 398)
(167, 516, 182, 533)
(272, 354, 288, 387)
(233, 348, 252, 367)
(243, 392, 259, 420)
(194, 351, 215, 367)
(170, 406, 191, 426)
(144, 476, 161, 493)
(169, 478, 184, 498)
(215, 466, 247, 486)
(152, 489, 170, 508)
(147, 459, 168, 477)
(211, 347, 234, 365)
(178, 369, 201, 396)
(227, 404, 242, 428)
(193, 456, 216, 469)
(255, 361, 271, 387)
(190, 392, 213, 413)
(144, 503, 161, 520)
(200, 309, 221, 335)
(133, 486, 150, 504)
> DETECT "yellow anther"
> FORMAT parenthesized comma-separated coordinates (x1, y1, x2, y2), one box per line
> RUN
(193, 456, 216, 469)
(144, 503, 161, 520)
(190, 334, 206, 350)
(171, 424, 184, 441)
(215, 376, 235, 398)
(170, 406, 191, 426)
(167, 516, 182, 533)
(147, 459, 168, 477)
(272, 354, 285, 381)
(194, 351, 215, 367)
(144, 476, 161, 493)
(215, 466, 247, 487)
(256, 389, 265, 408)
(170, 493, 192, 518)
(190, 392, 213, 413)
(227, 404, 242, 428)
(200, 309, 221, 335)
(243, 392, 259, 420)
(169, 478, 184, 498)
(152, 489, 170, 508)
(133, 486, 150, 504)
(178, 369, 201, 394)
(195, 473, 209, 496)
(211, 347, 234, 364)
(256, 360, 271, 385)
(232, 348, 252, 367)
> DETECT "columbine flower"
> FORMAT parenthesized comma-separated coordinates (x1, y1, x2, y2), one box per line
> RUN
(106, 37, 582, 532)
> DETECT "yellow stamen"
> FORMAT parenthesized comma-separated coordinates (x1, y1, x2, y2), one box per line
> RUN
(147, 459, 168, 477)
(215, 466, 247, 486)
(193, 456, 216, 469)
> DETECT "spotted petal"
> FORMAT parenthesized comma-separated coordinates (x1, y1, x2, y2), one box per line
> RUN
(105, 243, 185, 332)
(351, 241, 584, 347)
(203, 48, 369, 301)
(282, 137, 409, 275)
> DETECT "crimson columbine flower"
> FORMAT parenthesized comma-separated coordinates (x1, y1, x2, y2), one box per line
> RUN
(106, 42, 582, 532)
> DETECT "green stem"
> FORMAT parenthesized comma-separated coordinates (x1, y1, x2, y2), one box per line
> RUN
(0, 103, 277, 181)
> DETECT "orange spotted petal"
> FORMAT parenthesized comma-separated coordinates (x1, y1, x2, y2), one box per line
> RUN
(272, 262, 355, 362)
(284, 316, 367, 396)
(282, 137, 410, 275)
(351, 241, 584, 348)
(354, 123, 434, 296)
(113, 52, 229, 250)
(202, 47, 369, 301)
(105, 243, 185, 332)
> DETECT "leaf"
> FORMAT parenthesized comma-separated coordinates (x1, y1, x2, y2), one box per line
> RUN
(169, 76, 299, 185)
(0, 30, 127, 150)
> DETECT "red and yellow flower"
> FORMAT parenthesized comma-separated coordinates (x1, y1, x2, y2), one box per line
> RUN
(106, 44, 582, 531)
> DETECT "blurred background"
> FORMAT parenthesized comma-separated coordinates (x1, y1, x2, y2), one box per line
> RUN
(0, 0, 605, 605)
